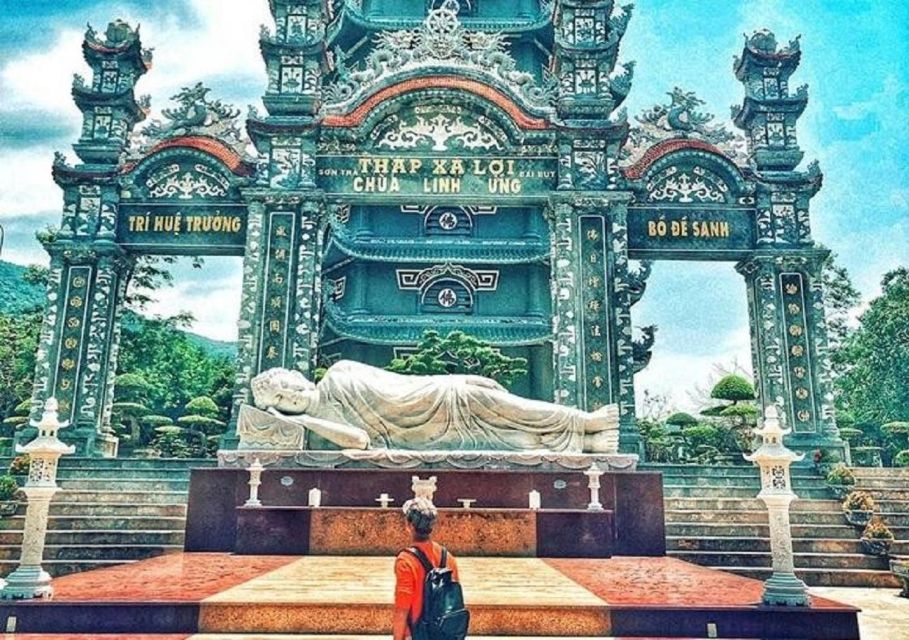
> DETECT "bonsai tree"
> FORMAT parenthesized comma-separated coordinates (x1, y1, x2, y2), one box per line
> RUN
(882, 421, 909, 465)
(842, 490, 875, 514)
(388, 330, 528, 388)
(665, 412, 698, 431)
(860, 517, 894, 556)
(825, 464, 856, 487)
(638, 419, 675, 463)
(0, 475, 20, 501)
(177, 396, 225, 436)
(7, 455, 29, 477)
(894, 450, 909, 468)
(862, 518, 894, 541)
(710, 374, 756, 405)
(1, 399, 30, 431)
(150, 395, 226, 459)
(110, 373, 164, 447)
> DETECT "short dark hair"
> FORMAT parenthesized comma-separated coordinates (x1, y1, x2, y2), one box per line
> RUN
(404, 497, 437, 540)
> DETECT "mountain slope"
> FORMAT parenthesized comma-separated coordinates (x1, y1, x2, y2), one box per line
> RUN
(0, 260, 238, 358)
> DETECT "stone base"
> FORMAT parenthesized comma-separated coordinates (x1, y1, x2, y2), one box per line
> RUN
(0, 564, 54, 600)
(762, 571, 811, 606)
(219, 447, 638, 472)
(184, 466, 665, 556)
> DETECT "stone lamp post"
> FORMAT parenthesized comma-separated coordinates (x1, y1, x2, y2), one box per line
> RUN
(1, 398, 75, 599)
(744, 404, 810, 607)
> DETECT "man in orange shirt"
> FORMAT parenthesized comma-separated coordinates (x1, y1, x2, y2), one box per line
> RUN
(393, 497, 461, 640)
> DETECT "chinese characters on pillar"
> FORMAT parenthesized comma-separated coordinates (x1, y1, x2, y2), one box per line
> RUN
(579, 216, 612, 410)
(53, 266, 93, 421)
(258, 212, 296, 370)
(780, 273, 815, 433)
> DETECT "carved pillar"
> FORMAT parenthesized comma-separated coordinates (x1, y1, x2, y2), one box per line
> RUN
(290, 199, 324, 376)
(737, 252, 844, 457)
(25, 244, 125, 457)
(72, 250, 125, 457)
(548, 199, 582, 409)
(548, 194, 639, 453)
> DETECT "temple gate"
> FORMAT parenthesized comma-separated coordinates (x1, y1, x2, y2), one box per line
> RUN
(28, 1, 843, 459)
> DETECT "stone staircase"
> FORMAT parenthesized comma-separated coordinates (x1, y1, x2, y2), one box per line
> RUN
(0, 457, 215, 577)
(1, 458, 907, 588)
(642, 463, 909, 587)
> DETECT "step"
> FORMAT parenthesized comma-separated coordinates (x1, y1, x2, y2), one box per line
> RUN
(0, 558, 136, 578)
(669, 550, 891, 570)
(641, 463, 819, 479)
(44, 515, 187, 531)
(0, 543, 181, 562)
(663, 497, 842, 512)
(664, 522, 871, 538)
(845, 477, 909, 489)
(55, 466, 197, 480)
(662, 486, 833, 498)
(0, 528, 186, 546)
(668, 535, 909, 555)
(58, 478, 191, 491)
(56, 457, 217, 470)
(48, 502, 187, 517)
(852, 486, 909, 500)
(717, 565, 901, 588)
(850, 466, 909, 477)
(52, 489, 189, 504)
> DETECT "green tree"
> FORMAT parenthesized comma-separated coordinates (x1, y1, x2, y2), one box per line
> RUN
(836, 268, 909, 424)
(665, 412, 698, 429)
(819, 248, 861, 368)
(0, 309, 41, 419)
(177, 396, 225, 435)
(387, 330, 528, 387)
(709, 374, 755, 404)
(116, 312, 235, 419)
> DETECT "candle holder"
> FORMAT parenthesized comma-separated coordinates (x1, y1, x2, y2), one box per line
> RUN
(245, 458, 264, 507)
(584, 462, 604, 511)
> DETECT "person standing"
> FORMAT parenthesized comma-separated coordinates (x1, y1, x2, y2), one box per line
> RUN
(392, 497, 469, 640)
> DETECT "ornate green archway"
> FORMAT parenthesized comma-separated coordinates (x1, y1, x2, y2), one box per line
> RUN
(28, 3, 843, 460)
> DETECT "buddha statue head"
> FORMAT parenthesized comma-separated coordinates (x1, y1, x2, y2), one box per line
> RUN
(251, 368, 317, 415)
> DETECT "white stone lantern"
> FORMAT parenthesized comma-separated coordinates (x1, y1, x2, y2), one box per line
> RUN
(1, 398, 75, 600)
(744, 404, 810, 606)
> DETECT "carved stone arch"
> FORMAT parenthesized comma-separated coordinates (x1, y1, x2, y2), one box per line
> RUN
(321, 78, 554, 152)
(120, 136, 254, 201)
(625, 141, 754, 206)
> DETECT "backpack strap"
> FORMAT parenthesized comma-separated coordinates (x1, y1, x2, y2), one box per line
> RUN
(404, 546, 434, 573)
(440, 547, 448, 569)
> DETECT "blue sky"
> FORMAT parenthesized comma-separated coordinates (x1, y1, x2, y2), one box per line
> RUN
(0, 1, 906, 410)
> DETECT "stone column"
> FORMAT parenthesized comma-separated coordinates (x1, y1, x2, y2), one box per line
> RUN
(73, 251, 124, 457)
(223, 196, 267, 449)
(547, 194, 639, 454)
(27, 246, 125, 457)
(1, 399, 75, 600)
(290, 198, 324, 377)
(744, 404, 810, 607)
(737, 252, 844, 458)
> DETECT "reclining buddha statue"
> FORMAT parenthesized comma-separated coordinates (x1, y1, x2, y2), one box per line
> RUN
(239, 360, 619, 454)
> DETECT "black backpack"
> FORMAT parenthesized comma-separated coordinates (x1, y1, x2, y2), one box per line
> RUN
(404, 546, 470, 640)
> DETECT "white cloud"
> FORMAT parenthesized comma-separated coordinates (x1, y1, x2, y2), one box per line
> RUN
(635, 326, 752, 415)
(143, 258, 244, 342)
(0, 146, 64, 219)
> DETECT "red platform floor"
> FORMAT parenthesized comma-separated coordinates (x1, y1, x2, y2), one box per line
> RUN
(0, 553, 861, 639)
